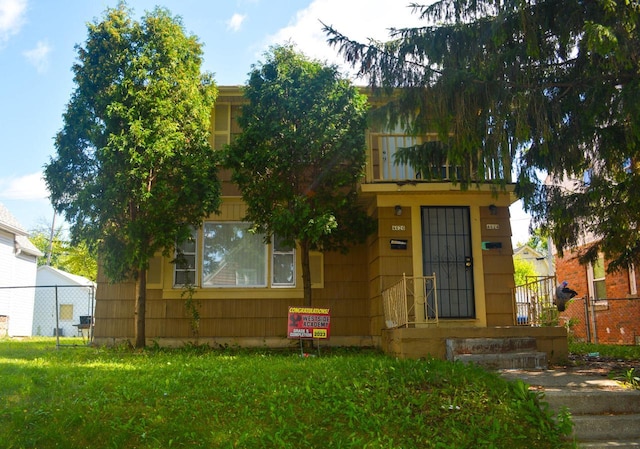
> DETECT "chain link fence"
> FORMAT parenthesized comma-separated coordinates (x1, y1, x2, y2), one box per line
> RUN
(560, 296, 640, 345)
(0, 284, 95, 346)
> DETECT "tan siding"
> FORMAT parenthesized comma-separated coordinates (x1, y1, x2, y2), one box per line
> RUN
(480, 205, 516, 326)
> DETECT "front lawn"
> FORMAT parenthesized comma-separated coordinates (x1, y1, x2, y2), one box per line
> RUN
(0, 339, 572, 448)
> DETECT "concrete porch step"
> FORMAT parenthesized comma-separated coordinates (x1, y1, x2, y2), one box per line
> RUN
(446, 337, 547, 370)
(446, 337, 538, 355)
(453, 351, 548, 370)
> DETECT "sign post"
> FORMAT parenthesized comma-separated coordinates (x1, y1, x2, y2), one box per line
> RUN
(287, 306, 331, 356)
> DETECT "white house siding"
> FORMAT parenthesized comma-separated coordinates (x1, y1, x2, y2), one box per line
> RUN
(0, 231, 39, 336)
(0, 233, 13, 328)
(32, 266, 95, 337)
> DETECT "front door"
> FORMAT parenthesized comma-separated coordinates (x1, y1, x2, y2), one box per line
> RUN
(421, 206, 475, 319)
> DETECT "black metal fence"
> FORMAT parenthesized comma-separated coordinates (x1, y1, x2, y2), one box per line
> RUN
(0, 284, 95, 347)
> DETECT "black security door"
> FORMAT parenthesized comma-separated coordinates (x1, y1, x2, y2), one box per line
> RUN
(422, 207, 475, 318)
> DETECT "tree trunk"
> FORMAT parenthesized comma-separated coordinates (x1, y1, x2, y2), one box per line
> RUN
(134, 268, 147, 348)
(300, 239, 312, 307)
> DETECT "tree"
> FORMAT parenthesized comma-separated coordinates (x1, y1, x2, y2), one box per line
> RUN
(526, 227, 549, 257)
(514, 256, 538, 287)
(223, 45, 375, 307)
(44, 4, 221, 348)
(324, 1, 640, 272)
(29, 225, 98, 281)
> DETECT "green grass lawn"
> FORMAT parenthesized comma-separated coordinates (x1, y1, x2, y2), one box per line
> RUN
(0, 338, 573, 449)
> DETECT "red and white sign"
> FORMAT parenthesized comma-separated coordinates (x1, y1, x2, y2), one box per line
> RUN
(287, 307, 331, 339)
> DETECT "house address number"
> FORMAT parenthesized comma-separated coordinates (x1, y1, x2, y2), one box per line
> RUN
(392, 225, 406, 231)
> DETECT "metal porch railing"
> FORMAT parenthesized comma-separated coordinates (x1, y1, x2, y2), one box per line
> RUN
(382, 273, 438, 328)
(512, 275, 559, 326)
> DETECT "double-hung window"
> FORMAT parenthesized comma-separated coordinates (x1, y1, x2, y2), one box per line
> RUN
(174, 229, 197, 286)
(272, 235, 295, 287)
(587, 256, 607, 301)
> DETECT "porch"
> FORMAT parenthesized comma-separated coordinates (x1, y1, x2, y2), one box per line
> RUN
(380, 274, 568, 365)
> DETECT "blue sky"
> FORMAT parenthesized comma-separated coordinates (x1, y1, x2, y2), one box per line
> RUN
(0, 0, 531, 243)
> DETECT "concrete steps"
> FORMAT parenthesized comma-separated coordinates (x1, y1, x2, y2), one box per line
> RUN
(544, 389, 640, 448)
(500, 369, 640, 448)
(446, 337, 547, 370)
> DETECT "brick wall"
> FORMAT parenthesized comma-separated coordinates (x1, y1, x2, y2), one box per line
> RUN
(555, 248, 637, 299)
(560, 297, 640, 345)
(555, 247, 640, 345)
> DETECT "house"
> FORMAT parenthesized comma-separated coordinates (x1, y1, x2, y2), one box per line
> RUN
(537, 172, 640, 345)
(0, 202, 44, 336)
(513, 245, 552, 278)
(32, 265, 96, 338)
(554, 241, 640, 345)
(93, 86, 567, 363)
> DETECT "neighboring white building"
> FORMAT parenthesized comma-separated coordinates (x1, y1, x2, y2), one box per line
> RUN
(32, 265, 95, 337)
(513, 245, 552, 278)
(0, 202, 43, 336)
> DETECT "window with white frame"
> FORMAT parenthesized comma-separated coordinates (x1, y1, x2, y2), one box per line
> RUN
(591, 256, 607, 300)
(202, 222, 267, 287)
(272, 235, 295, 287)
(174, 228, 197, 286)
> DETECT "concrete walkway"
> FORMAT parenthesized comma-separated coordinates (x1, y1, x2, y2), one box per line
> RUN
(500, 368, 640, 448)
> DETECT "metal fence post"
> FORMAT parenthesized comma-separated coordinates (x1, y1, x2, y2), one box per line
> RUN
(590, 296, 598, 344)
(583, 296, 591, 343)
(54, 285, 60, 350)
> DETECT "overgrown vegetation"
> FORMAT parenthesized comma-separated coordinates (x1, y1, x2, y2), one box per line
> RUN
(569, 342, 640, 361)
(569, 342, 640, 390)
(0, 339, 573, 448)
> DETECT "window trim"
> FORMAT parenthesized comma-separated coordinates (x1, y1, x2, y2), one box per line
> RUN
(587, 255, 608, 303)
(201, 221, 268, 288)
(271, 235, 296, 288)
(173, 228, 198, 288)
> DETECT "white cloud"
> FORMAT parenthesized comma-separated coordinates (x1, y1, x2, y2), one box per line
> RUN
(0, 0, 27, 47)
(23, 40, 51, 73)
(226, 13, 246, 32)
(263, 0, 424, 76)
(0, 172, 49, 201)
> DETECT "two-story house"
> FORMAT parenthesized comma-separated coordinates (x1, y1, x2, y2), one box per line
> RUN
(93, 86, 567, 363)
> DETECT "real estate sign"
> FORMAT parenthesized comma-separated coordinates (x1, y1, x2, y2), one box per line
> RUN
(287, 307, 330, 339)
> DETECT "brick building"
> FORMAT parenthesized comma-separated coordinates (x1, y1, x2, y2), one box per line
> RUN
(555, 247, 640, 345)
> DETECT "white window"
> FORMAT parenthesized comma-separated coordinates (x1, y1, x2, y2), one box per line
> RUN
(202, 222, 267, 287)
(174, 228, 197, 286)
(272, 235, 295, 287)
(591, 256, 607, 300)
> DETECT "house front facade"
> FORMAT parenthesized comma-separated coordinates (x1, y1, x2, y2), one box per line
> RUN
(93, 86, 567, 362)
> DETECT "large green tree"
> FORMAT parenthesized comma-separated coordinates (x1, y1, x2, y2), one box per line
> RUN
(44, 4, 221, 348)
(325, 0, 640, 271)
(223, 45, 375, 306)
